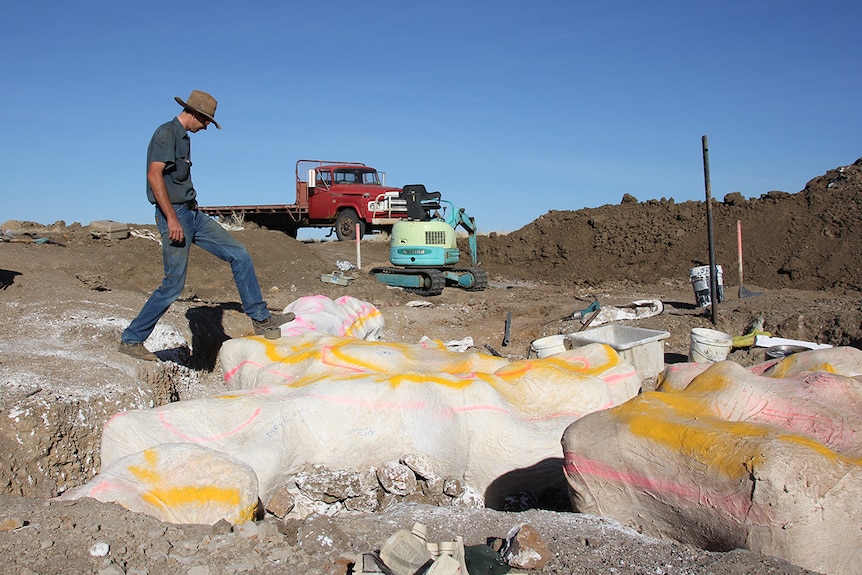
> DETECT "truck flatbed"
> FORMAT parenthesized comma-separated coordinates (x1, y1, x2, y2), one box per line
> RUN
(198, 204, 304, 216)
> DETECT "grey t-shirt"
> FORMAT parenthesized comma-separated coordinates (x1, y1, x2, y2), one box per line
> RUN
(146, 117, 195, 204)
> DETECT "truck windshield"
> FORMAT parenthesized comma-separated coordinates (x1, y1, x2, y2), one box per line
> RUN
(334, 169, 380, 185)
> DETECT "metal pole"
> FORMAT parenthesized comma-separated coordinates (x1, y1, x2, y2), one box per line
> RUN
(702, 135, 718, 325)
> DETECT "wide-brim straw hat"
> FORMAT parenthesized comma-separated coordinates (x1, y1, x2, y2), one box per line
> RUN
(174, 90, 221, 129)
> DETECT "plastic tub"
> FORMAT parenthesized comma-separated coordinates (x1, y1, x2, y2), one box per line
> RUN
(530, 335, 568, 358)
(688, 327, 733, 363)
(568, 325, 670, 380)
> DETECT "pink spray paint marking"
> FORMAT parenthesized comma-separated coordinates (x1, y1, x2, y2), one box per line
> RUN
(157, 407, 262, 443)
(89, 481, 123, 496)
(280, 316, 318, 337)
(563, 452, 771, 523)
(223, 359, 266, 383)
(223, 359, 299, 385)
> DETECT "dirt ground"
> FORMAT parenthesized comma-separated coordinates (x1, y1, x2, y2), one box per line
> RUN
(3, 158, 860, 574)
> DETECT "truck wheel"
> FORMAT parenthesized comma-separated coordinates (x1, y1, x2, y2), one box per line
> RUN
(335, 209, 365, 241)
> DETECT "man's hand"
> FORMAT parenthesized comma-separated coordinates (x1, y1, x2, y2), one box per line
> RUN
(148, 161, 185, 244)
(164, 215, 185, 244)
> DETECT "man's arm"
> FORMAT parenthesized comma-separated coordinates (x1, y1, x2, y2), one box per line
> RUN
(147, 161, 185, 244)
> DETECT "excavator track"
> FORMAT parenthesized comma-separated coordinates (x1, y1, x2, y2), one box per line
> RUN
(450, 267, 489, 291)
(369, 267, 446, 296)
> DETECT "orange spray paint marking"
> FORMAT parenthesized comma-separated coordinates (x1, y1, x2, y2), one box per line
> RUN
(141, 485, 243, 511)
(389, 372, 474, 389)
(320, 342, 377, 373)
(496, 350, 618, 380)
(128, 449, 161, 483)
(262, 338, 320, 364)
(768, 358, 838, 379)
(340, 307, 382, 337)
(617, 391, 861, 476)
(123, 449, 254, 520)
(473, 372, 499, 387)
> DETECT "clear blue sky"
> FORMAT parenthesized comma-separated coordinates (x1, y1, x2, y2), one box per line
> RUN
(2, 0, 859, 237)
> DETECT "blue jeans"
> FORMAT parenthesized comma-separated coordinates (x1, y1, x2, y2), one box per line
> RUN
(122, 204, 269, 344)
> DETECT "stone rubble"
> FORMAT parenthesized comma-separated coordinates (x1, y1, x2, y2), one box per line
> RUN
(273, 459, 482, 521)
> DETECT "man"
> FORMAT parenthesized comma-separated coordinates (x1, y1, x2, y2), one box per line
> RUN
(119, 90, 293, 361)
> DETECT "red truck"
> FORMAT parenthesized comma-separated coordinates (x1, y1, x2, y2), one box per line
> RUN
(198, 159, 414, 241)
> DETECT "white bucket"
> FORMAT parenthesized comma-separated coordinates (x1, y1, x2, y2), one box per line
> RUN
(689, 265, 725, 308)
(688, 327, 733, 363)
(531, 335, 568, 358)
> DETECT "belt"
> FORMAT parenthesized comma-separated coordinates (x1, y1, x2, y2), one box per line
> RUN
(173, 199, 198, 210)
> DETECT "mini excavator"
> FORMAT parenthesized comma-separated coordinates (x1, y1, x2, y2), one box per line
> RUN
(369, 185, 488, 296)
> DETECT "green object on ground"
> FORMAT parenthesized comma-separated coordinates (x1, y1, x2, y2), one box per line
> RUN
(464, 544, 510, 574)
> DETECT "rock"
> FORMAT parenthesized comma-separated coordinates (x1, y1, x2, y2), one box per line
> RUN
(420, 476, 444, 497)
(298, 521, 349, 555)
(328, 553, 356, 575)
(97, 562, 125, 575)
(256, 520, 283, 544)
(89, 541, 110, 557)
(503, 524, 551, 570)
(295, 465, 363, 502)
(97, 566, 124, 575)
(264, 485, 296, 518)
(723, 191, 746, 205)
(441, 478, 462, 497)
(401, 453, 437, 480)
(211, 518, 232, 535)
(0, 516, 25, 531)
(343, 490, 378, 512)
(452, 487, 484, 509)
(233, 521, 258, 539)
(276, 518, 302, 546)
(376, 461, 417, 496)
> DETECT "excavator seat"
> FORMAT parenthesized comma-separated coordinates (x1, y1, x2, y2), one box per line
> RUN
(400, 184, 442, 221)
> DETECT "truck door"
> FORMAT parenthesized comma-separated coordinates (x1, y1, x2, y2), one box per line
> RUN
(308, 168, 335, 219)
(329, 169, 367, 218)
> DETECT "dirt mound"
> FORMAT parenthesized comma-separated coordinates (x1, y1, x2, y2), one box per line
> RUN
(479, 157, 862, 293)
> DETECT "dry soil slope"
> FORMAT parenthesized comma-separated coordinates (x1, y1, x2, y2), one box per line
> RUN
(479, 158, 862, 293)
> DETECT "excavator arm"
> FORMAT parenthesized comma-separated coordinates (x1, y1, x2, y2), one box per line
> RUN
(452, 207, 479, 267)
(437, 199, 479, 267)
